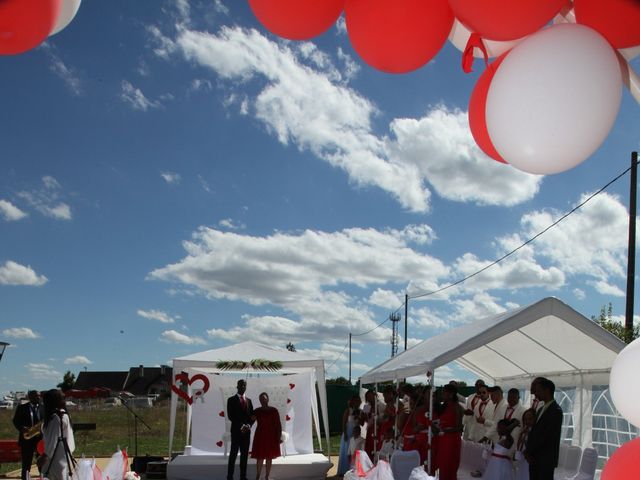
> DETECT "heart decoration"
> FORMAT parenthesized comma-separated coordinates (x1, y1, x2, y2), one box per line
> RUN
(219, 411, 225, 417)
(287, 398, 291, 404)
(289, 383, 295, 390)
(286, 415, 291, 421)
(171, 373, 211, 405)
(216, 441, 223, 448)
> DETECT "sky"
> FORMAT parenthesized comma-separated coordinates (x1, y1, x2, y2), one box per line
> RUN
(1, 0, 639, 395)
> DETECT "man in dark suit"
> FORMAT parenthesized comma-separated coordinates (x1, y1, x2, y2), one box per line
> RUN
(525, 378, 563, 480)
(13, 390, 42, 480)
(227, 379, 254, 480)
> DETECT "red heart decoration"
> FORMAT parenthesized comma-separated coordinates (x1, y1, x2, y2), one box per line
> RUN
(286, 415, 291, 421)
(219, 411, 225, 417)
(287, 398, 291, 404)
(171, 373, 211, 405)
(216, 441, 223, 448)
(289, 383, 295, 389)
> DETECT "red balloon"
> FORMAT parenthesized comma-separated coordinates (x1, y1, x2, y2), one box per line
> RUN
(37, 440, 44, 456)
(249, 0, 345, 41)
(468, 54, 508, 163)
(0, 0, 62, 55)
(345, 0, 454, 74)
(575, 0, 640, 49)
(448, 0, 569, 41)
(602, 438, 640, 479)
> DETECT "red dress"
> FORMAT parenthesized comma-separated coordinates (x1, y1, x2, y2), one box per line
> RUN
(434, 402, 461, 480)
(251, 406, 282, 460)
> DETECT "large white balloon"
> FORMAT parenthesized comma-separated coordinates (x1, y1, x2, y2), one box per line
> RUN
(486, 24, 622, 175)
(448, 19, 524, 58)
(610, 338, 640, 428)
(50, 0, 81, 36)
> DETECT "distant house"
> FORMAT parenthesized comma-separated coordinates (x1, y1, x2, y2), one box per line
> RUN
(73, 371, 129, 393)
(123, 365, 172, 397)
(72, 365, 172, 397)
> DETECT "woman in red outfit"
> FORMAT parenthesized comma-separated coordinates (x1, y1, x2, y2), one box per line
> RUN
(411, 387, 433, 466)
(251, 392, 282, 480)
(434, 384, 463, 480)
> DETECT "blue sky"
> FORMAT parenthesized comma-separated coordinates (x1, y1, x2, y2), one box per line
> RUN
(1, 1, 639, 394)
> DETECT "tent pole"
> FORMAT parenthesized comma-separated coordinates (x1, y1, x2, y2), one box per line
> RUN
(394, 378, 399, 445)
(374, 382, 378, 460)
(428, 370, 434, 475)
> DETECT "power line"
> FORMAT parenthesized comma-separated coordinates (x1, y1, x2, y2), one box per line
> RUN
(410, 161, 636, 301)
(326, 340, 349, 371)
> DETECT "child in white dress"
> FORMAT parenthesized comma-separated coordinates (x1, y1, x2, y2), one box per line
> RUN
(483, 419, 517, 480)
(349, 425, 366, 468)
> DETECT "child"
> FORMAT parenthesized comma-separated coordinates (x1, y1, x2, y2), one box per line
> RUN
(482, 419, 518, 480)
(349, 425, 366, 468)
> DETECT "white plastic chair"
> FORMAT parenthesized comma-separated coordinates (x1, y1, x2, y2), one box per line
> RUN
(570, 447, 597, 480)
(390, 450, 421, 480)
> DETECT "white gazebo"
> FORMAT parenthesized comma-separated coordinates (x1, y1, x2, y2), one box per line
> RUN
(167, 341, 332, 480)
(361, 297, 632, 457)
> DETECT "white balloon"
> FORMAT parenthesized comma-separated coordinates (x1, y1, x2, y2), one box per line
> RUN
(50, 0, 81, 36)
(486, 24, 622, 175)
(610, 338, 640, 428)
(448, 19, 524, 58)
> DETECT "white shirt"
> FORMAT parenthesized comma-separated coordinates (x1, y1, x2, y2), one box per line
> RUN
(485, 398, 507, 443)
(470, 397, 494, 442)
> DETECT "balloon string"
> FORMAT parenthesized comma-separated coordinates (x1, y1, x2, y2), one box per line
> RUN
(462, 32, 490, 73)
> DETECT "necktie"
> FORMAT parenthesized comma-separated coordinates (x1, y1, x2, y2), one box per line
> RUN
(240, 395, 246, 410)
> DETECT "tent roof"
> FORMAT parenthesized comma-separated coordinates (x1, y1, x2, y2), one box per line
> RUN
(172, 341, 324, 371)
(360, 297, 626, 386)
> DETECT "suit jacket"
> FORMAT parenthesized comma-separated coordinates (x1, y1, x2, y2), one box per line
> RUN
(525, 400, 563, 468)
(227, 394, 254, 436)
(13, 402, 41, 445)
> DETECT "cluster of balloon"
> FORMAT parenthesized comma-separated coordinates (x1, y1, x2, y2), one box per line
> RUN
(248, 0, 639, 176)
(605, 337, 640, 479)
(0, 0, 81, 55)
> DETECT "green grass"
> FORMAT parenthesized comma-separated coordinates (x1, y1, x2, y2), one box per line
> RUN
(1, 402, 342, 476)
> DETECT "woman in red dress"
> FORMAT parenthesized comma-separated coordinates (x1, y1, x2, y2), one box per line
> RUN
(434, 384, 463, 480)
(251, 392, 282, 480)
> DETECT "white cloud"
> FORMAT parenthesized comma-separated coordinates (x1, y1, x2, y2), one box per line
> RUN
(41, 43, 82, 96)
(64, 355, 92, 365)
(26, 363, 61, 380)
(573, 288, 586, 300)
(588, 280, 625, 297)
(161, 329, 206, 345)
(0, 200, 28, 221)
(161, 171, 182, 184)
(368, 289, 404, 309)
(2, 327, 40, 339)
(218, 218, 245, 230)
(161, 26, 541, 212)
(18, 176, 71, 220)
(0, 261, 48, 286)
(120, 80, 162, 111)
(137, 309, 177, 324)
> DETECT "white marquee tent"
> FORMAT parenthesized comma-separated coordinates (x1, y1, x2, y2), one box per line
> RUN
(168, 341, 331, 456)
(361, 297, 632, 454)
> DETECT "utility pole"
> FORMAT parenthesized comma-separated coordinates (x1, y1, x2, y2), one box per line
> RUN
(390, 312, 401, 357)
(404, 293, 409, 351)
(626, 151, 638, 343)
(349, 333, 352, 384)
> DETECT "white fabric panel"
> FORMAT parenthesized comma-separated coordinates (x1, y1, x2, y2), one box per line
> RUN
(189, 372, 311, 455)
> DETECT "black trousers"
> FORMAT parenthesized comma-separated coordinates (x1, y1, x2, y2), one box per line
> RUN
(19, 438, 39, 480)
(227, 432, 250, 480)
(529, 462, 555, 480)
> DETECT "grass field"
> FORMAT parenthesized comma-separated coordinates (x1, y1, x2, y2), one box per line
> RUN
(0, 402, 341, 476)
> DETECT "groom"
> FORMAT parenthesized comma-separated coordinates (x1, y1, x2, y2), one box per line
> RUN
(227, 379, 254, 480)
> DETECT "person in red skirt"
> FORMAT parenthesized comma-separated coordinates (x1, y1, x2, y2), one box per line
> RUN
(434, 384, 463, 480)
(251, 392, 282, 480)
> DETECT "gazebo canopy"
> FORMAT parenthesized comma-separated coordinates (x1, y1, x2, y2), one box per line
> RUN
(361, 297, 626, 387)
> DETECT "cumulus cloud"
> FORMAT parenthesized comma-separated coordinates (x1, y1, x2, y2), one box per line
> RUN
(0, 200, 28, 221)
(152, 26, 541, 212)
(161, 329, 206, 345)
(64, 355, 92, 365)
(26, 363, 61, 379)
(120, 80, 162, 111)
(0, 261, 48, 286)
(161, 171, 182, 184)
(218, 218, 245, 230)
(137, 309, 177, 324)
(2, 327, 40, 339)
(18, 176, 71, 220)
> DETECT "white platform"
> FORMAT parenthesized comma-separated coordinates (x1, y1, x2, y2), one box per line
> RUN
(167, 453, 333, 480)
